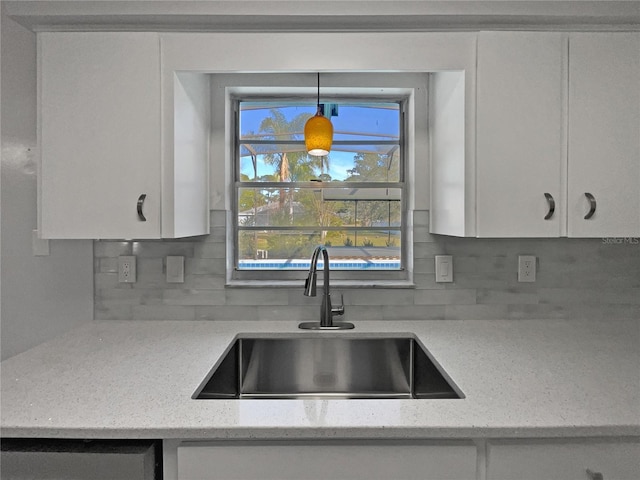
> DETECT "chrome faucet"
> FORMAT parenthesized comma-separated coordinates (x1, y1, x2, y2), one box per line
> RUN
(299, 246, 354, 330)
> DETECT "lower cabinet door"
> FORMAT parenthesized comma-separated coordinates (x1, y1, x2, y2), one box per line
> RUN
(487, 439, 640, 480)
(177, 441, 477, 480)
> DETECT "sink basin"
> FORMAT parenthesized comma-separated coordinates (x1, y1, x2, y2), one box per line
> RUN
(193, 335, 463, 399)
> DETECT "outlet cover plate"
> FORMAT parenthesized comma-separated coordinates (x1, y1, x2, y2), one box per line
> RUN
(166, 256, 185, 283)
(518, 255, 536, 282)
(435, 255, 454, 283)
(118, 256, 136, 283)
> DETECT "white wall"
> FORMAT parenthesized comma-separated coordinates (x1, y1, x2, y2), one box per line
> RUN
(1, 9, 93, 360)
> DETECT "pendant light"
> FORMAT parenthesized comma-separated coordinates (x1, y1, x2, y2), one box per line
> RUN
(304, 73, 333, 157)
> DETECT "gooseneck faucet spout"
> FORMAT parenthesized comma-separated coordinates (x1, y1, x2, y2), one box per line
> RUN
(299, 246, 354, 330)
(305, 246, 335, 327)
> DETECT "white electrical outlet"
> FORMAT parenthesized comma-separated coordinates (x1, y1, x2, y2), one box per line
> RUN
(118, 256, 136, 283)
(518, 255, 536, 282)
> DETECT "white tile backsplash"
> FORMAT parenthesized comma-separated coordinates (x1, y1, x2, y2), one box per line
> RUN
(94, 210, 640, 321)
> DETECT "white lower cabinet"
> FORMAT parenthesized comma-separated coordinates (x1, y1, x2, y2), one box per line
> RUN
(487, 439, 640, 480)
(170, 438, 640, 480)
(176, 441, 477, 480)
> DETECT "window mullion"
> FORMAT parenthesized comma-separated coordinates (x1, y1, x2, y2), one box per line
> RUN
(237, 226, 402, 232)
(239, 140, 400, 145)
(237, 181, 404, 189)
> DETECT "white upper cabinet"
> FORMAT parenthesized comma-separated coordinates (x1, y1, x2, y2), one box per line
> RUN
(475, 32, 565, 237)
(38, 32, 209, 239)
(431, 31, 639, 238)
(567, 33, 640, 238)
(39, 33, 161, 239)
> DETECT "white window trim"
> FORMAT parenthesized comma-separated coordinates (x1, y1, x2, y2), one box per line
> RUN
(210, 72, 426, 287)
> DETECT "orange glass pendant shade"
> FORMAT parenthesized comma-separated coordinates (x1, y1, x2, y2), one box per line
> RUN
(304, 108, 333, 157)
(305, 73, 333, 157)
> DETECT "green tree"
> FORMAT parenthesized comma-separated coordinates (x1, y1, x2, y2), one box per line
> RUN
(296, 188, 344, 243)
(259, 109, 310, 211)
(256, 108, 340, 245)
(345, 151, 399, 182)
(238, 174, 267, 214)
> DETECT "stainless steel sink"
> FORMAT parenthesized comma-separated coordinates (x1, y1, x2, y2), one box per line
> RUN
(193, 335, 463, 400)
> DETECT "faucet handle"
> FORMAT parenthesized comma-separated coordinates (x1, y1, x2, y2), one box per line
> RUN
(303, 272, 317, 296)
(331, 293, 345, 316)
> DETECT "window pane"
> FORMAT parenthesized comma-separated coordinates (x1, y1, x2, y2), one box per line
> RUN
(347, 230, 402, 250)
(238, 187, 401, 228)
(239, 144, 400, 183)
(239, 101, 401, 184)
(238, 230, 401, 270)
(239, 103, 399, 143)
(240, 104, 314, 141)
(239, 144, 328, 182)
(236, 99, 403, 273)
(331, 147, 400, 183)
(238, 230, 322, 264)
(330, 104, 400, 141)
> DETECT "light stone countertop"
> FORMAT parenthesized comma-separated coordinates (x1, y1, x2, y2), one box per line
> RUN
(1, 319, 639, 440)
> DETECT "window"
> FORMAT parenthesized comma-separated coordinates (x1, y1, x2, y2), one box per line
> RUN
(226, 77, 415, 282)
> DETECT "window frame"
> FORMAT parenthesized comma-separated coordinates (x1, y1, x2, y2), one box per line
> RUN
(231, 95, 409, 283)
(215, 73, 423, 286)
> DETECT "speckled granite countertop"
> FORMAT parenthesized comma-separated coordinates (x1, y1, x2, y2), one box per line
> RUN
(1, 319, 639, 440)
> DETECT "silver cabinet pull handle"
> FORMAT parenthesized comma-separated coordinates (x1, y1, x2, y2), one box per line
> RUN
(544, 193, 555, 220)
(137, 194, 147, 222)
(586, 468, 603, 480)
(584, 192, 596, 219)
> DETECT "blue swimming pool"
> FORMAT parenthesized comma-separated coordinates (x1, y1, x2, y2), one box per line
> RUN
(238, 259, 401, 270)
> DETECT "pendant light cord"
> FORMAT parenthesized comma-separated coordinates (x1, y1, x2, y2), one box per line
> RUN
(316, 72, 321, 113)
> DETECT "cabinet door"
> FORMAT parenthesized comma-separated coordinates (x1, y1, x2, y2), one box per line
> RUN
(476, 32, 565, 237)
(568, 33, 640, 237)
(487, 439, 640, 480)
(39, 33, 161, 239)
(1, 439, 158, 480)
(177, 441, 477, 480)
